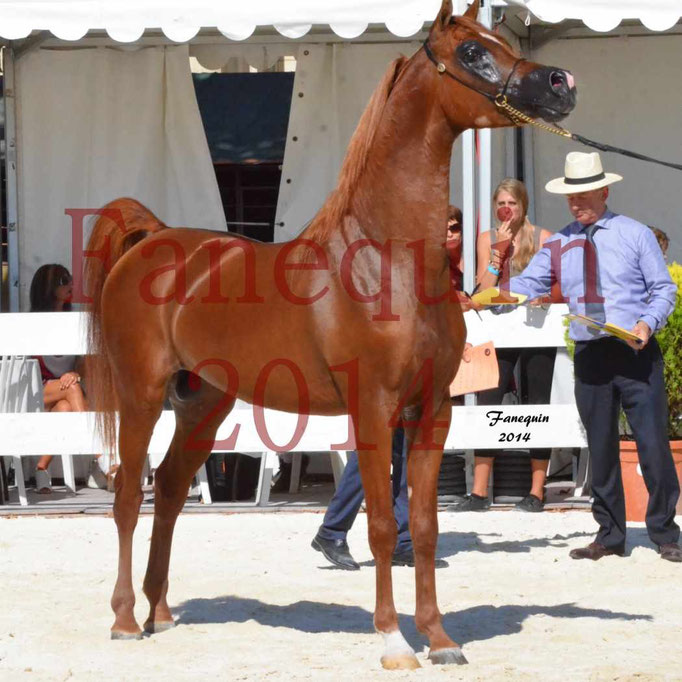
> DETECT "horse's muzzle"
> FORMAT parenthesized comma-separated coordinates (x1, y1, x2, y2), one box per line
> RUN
(512, 66, 577, 123)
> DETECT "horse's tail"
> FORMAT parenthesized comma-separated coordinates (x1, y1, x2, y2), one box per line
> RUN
(84, 197, 167, 454)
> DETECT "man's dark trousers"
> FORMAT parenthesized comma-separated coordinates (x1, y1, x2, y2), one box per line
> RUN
(316, 429, 411, 553)
(574, 337, 680, 550)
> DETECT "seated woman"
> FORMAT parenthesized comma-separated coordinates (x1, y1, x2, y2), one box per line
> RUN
(30, 264, 107, 493)
(450, 179, 556, 513)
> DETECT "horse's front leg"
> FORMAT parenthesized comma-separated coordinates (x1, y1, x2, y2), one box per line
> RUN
(355, 408, 420, 670)
(405, 397, 467, 665)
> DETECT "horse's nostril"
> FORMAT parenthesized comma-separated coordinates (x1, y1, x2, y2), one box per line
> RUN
(550, 71, 565, 90)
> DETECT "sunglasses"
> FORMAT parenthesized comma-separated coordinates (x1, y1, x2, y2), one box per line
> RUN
(57, 273, 73, 287)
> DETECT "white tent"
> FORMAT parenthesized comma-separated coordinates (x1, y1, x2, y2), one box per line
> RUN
(0, 1, 680, 40)
(2, 0, 681, 310)
(511, 1, 682, 33)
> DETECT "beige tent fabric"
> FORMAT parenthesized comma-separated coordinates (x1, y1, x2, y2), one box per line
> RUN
(15, 44, 226, 309)
(273, 41, 419, 242)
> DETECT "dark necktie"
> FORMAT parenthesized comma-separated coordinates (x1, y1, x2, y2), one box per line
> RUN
(582, 224, 606, 323)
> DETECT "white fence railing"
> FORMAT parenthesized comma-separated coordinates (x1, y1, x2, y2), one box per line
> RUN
(0, 307, 587, 506)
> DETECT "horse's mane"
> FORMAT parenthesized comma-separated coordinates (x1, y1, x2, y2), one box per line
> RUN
(303, 56, 408, 244)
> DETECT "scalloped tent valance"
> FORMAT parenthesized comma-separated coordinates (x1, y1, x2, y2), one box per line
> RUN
(0, 0, 450, 42)
(0, 1, 679, 43)
(513, 0, 682, 33)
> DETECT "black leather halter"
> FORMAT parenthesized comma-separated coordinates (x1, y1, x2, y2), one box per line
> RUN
(422, 39, 525, 106)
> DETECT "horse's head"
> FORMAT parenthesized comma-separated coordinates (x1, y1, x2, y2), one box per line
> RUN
(427, 0, 576, 128)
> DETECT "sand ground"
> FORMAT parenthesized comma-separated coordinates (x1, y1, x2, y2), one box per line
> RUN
(1, 509, 680, 682)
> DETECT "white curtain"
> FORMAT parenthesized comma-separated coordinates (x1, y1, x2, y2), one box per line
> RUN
(274, 41, 419, 242)
(15, 44, 226, 309)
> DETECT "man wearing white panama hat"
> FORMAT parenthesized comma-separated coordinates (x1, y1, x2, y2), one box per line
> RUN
(499, 151, 681, 562)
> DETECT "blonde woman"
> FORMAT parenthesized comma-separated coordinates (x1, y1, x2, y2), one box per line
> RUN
(477, 178, 553, 283)
(451, 179, 556, 513)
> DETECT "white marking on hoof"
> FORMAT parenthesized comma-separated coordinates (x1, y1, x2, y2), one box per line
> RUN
(110, 630, 143, 641)
(428, 647, 468, 665)
(379, 630, 421, 670)
(144, 620, 175, 634)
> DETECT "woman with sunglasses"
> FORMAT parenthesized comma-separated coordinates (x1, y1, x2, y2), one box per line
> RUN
(446, 204, 487, 311)
(446, 205, 464, 289)
(29, 264, 106, 493)
(446, 204, 506, 305)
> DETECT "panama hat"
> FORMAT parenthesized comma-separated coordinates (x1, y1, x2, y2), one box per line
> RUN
(545, 151, 622, 194)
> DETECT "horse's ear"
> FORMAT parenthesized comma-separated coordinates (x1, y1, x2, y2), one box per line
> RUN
(432, 0, 453, 32)
(463, 0, 480, 20)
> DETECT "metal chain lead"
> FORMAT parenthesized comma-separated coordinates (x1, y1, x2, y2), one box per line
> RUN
(494, 95, 573, 139)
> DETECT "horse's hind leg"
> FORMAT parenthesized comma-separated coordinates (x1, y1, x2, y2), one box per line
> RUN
(142, 371, 235, 634)
(111, 391, 165, 639)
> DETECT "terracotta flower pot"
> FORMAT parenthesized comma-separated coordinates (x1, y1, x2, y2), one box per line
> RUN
(620, 440, 682, 522)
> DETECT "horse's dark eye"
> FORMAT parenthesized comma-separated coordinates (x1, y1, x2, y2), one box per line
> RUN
(457, 42, 484, 66)
(462, 47, 479, 64)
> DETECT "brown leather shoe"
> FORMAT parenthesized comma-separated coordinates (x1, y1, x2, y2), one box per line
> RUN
(569, 541, 624, 561)
(658, 543, 682, 563)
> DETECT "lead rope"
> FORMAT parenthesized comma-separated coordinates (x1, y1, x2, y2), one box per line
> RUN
(495, 95, 682, 173)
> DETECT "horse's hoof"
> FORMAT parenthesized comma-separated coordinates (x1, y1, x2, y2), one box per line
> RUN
(110, 630, 143, 641)
(144, 620, 176, 634)
(428, 647, 468, 665)
(381, 653, 421, 670)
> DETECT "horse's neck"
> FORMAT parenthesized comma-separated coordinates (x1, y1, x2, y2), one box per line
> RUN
(349, 60, 462, 249)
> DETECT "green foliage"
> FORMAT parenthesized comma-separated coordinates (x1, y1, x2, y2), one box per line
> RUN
(563, 316, 575, 360)
(658, 262, 682, 438)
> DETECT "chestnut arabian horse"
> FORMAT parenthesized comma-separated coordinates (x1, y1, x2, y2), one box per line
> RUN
(84, 0, 575, 669)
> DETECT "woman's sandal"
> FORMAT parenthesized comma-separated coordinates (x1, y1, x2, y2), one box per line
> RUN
(35, 468, 52, 494)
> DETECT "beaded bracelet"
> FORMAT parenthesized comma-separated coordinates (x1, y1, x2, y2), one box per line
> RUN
(487, 263, 501, 277)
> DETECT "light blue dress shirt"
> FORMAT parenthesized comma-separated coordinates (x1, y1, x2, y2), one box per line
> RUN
(510, 209, 676, 342)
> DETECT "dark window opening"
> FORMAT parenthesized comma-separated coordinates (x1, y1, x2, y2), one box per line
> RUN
(193, 72, 295, 243)
(214, 163, 282, 243)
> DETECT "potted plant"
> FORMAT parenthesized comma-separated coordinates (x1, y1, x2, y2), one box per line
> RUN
(657, 261, 682, 440)
(620, 261, 682, 521)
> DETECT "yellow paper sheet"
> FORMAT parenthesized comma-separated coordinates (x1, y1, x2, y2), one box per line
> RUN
(471, 287, 528, 306)
(564, 313, 642, 343)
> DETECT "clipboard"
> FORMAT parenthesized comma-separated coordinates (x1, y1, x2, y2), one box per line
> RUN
(564, 313, 642, 343)
(450, 342, 500, 397)
(471, 287, 528, 306)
